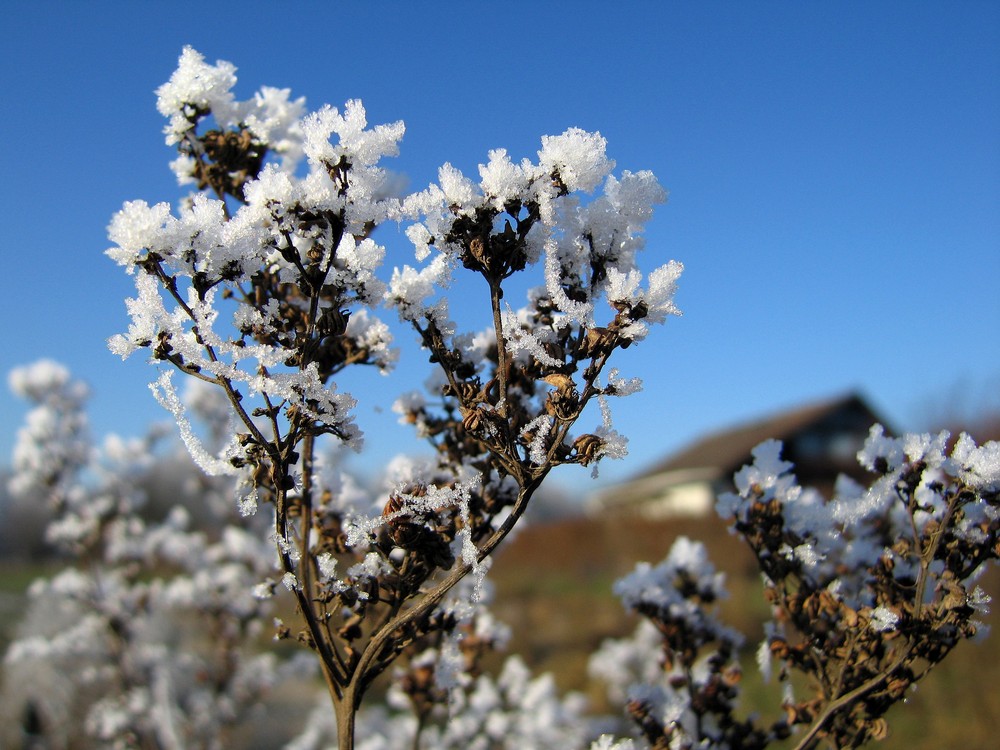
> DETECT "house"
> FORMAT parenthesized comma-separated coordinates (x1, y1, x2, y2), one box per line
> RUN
(586, 392, 890, 519)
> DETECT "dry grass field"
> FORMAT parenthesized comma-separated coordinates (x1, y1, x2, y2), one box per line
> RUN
(489, 513, 1000, 750)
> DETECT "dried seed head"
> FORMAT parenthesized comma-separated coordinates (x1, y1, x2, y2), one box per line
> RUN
(463, 409, 483, 433)
(573, 434, 604, 465)
(318, 307, 350, 337)
(382, 492, 408, 520)
(468, 236, 487, 265)
(251, 460, 271, 488)
(581, 326, 617, 358)
(543, 373, 575, 394)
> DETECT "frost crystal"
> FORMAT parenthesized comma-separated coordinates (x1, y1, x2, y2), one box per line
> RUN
(537, 128, 614, 193)
(869, 606, 899, 633)
(150, 371, 239, 477)
(156, 46, 238, 145)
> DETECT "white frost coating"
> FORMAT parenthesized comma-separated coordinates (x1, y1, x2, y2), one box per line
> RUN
(952, 432, 1000, 491)
(478, 148, 531, 208)
(856, 423, 905, 472)
(869, 606, 899, 633)
(156, 46, 238, 145)
(605, 169, 667, 225)
(387, 254, 452, 322)
(720, 429, 1000, 626)
(332, 234, 388, 297)
(244, 86, 307, 171)
(8, 360, 92, 497)
(433, 634, 467, 691)
(405, 222, 434, 262)
(252, 582, 274, 600)
(604, 261, 684, 341)
(543, 239, 594, 326)
(92, 48, 705, 747)
(237, 489, 259, 517)
(968, 586, 992, 617)
(756, 638, 773, 683)
(591, 390, 629, 473)
(732, 439, 794, 497)
(150, 371, 239, 477)
(501, 306, 563, 367)
(6, 356, 289, 749)
(274, 532, 302, 564)
(437, 162, 479, 208)
(316, 552, 338, 582)
(105, 200, 173, 267)
(522, 415, 554, 466)
(613, 536, 729, 621)
(537, 128, 614, 193)
(9, 359, 79, 400)
(606, 368, 642, 397)
(306, 653, 591, 750)
(594, 426, 628, 462)
(301, 99, 403, 171)
(588, 619, 665, 705)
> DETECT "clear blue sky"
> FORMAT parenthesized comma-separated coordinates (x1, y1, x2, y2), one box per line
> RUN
(2, 1, 998, 495)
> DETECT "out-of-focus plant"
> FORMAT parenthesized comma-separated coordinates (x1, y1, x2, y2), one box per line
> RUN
(591, 430, 998, 749)
(3, 360, 306, 749)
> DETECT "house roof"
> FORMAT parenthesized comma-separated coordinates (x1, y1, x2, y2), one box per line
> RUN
(632, 391, 886, 481)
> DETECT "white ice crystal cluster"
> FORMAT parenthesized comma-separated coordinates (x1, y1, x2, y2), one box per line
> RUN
(588, 619, 667, 706)
(719, 428, 999, 608)
(393, 127, 681, 332)
(384, 124, 682, 476)
(108, 55, 406, 471)
(612, 536, 735, 642)
(156, 46, 306, 180)
(156, 46, 239, 145)
(8, 360, 92, 496)
(108, 47, 685, 515)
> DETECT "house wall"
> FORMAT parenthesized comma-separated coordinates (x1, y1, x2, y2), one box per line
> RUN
(634, 480, 716, 520)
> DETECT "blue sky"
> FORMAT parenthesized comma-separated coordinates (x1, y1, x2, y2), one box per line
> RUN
(2, 1, 998, 495)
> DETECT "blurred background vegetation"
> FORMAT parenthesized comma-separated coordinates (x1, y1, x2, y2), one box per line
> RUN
(2, 406, 997, 747)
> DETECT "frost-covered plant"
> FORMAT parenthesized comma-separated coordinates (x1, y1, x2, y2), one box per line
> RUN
(591, 537, 768, 749)
(3, 360, 306, 749)
(591, 429, 999, 750)
(103, 47, 681, 749)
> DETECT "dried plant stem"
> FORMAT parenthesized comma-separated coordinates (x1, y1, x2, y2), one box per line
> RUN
(489, 279, 510, 417)
(332, 478, 542, 749)
(792, 644, 913, 750)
